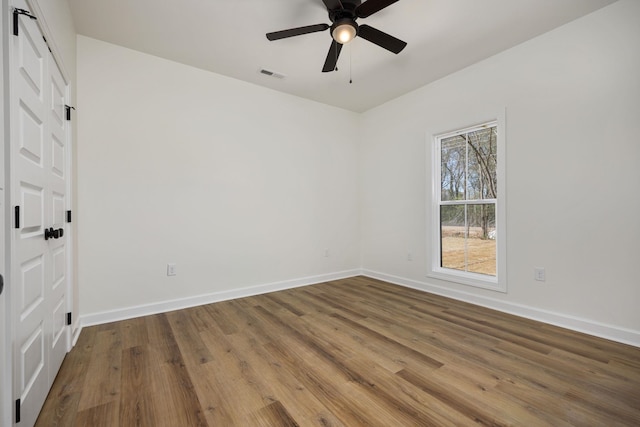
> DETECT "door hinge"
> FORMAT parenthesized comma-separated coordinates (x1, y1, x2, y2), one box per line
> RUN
(66, 210, 72, 223)
(13, 8, 37, 36)
(15, 398, 21, 423)
(15, 206, 20, 229)
(65, 105, 76, 121)
(43, 36, 52, 53)
(67, 312, 72, 326)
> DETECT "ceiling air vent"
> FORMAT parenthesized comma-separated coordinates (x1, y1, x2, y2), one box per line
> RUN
(259, 68, 286, 79)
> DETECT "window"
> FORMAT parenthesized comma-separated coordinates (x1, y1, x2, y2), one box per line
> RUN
(430, 118, 505, 291)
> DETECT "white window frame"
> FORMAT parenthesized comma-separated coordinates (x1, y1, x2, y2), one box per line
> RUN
(428, 113, 506, 292)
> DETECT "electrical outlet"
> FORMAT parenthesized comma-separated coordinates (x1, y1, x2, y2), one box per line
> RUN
(534, 267, 545, 282)
(407, 252, 413, 261)
(167, 263, 177, 276)
(324, 249, 330, 258)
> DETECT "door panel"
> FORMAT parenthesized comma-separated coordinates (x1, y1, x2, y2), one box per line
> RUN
(52, 247, 65, 288)
(51, 297, 66, 348)
(51, 137, 64, 178)
(19, 322, 44, 398)
(16, 18, 43, 98)
(52, 192, 65, 227)
(50, 73, 65, 126)
(19, 184, 43, 234)
(18, 106, 43, 165)
(20, 255, 44, 315)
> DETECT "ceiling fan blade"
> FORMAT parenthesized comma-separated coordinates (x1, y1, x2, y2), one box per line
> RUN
(266, 23, 330, 41)
(358, 24, 406, 54)
(356, 0, 399, 18)
(322, 0, 344, 11)
(322, 40, 343, 72)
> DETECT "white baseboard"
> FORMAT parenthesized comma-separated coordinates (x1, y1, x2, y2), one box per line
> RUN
(71, 322, 82, 347)
(80, 269, 361, 327)
(362, 269, 640, 348)
(78, 267, 639, 348)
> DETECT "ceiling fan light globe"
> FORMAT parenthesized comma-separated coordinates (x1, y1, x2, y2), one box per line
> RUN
(332, 22, 357, 44)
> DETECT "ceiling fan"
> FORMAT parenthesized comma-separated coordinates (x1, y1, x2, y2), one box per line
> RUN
(266, 0, 406, 73)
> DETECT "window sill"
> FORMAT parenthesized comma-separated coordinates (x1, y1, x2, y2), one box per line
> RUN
(427, 268, 506, 293)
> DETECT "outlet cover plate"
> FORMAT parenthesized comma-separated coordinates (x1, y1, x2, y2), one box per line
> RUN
(167, 263, 177, 276)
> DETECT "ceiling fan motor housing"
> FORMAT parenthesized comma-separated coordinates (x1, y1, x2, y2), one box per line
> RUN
(329, 0, 361, 42)
(328, 0, 361, 23)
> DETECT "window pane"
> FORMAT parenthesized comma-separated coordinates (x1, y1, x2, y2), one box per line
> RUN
(440, 205, 466, 270)
(440, 204, 496, 276)
(466, 204, 496, 276)
(440, 135, 466, 201)
(466, 127, 497, 200)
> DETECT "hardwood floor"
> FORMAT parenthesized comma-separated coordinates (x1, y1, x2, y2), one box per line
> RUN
(36, 276, 640, 426)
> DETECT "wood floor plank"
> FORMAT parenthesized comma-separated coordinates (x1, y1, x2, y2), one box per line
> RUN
(76, 328, 123, 412)
(196, 324, 283, 425)
(144, 313, 209, 426)
(397, 367, 516, 426)
(299, 288, 368, 320)
(188, 304, 218, 333)
(181, 362, 236, 425)
(119, 345, 157, 427)
(153, 348, 208, 426)
(202, 302, 239, 335)
(252, 299, 485, 426)
(34, 326, 98, 426)
(221, 330, 346, 427)
(36, 276, 640, 426)
(119, 316, 149, 350)
(244, 303, 395, 425)
(216, 299, 347, 427)
(144, 313, 182, 365)
(74, 401, 119, 427)
(211, 301, 344, 423)
(251, 401, 300, 427)
(166, 309, 213, 366)
(261, 339, 393, 426)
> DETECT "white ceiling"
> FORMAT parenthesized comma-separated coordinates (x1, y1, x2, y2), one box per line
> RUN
(67, 0, 617, 113)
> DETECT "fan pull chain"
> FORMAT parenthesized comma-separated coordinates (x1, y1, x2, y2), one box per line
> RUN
(349, 42, 353, 84)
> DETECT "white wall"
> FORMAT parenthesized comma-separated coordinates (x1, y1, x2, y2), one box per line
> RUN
(359, 0, 640, 344)
(77, 36, 360, 318)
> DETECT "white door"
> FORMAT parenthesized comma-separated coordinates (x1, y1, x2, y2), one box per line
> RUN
(10, 5, 70, 426)
(46, 48, 70, 385)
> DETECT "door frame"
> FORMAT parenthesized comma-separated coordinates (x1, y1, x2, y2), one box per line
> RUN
(2, 1, 11, 425)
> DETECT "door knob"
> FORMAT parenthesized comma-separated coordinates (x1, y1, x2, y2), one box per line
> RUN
(44, 227, 64, 240)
